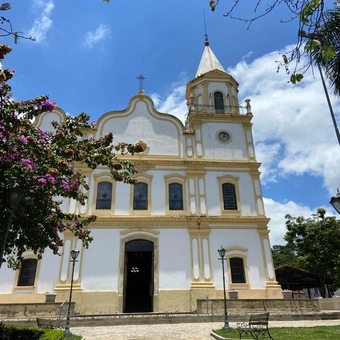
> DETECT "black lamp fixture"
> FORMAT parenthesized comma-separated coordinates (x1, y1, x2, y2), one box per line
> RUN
(5, 185, 24, 210)
(330, 189, 340, 214)
(218, 246, 231, 332)
(64, 249, 80, 337)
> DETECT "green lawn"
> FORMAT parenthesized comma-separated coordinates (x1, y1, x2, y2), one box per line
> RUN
(213, 326, 340, 340)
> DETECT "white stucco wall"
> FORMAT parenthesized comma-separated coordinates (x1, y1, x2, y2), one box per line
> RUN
(81, 229, 120, 291)
(98, 100, 184, 157)
(202, 122, 248, 160)
(159, 229, 191, 289)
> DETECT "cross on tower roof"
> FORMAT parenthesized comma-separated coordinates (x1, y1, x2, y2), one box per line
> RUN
(136, 74, 146, 93)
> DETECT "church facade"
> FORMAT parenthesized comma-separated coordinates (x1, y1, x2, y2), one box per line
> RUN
(0, 40, 281, 314)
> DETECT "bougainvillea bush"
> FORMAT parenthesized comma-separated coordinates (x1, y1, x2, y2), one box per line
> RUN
(0, 44, 143, 269)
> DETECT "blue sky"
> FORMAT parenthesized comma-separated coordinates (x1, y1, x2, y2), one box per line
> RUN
(3, 0, 340, 245)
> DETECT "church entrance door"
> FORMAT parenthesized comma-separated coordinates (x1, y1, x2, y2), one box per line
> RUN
(124, 239, 154, 313)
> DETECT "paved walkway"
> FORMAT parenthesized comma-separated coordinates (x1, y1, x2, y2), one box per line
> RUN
(72, 319, 340, 340)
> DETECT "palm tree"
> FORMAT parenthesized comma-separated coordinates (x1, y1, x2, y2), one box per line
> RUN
(312, 6, 340, 95)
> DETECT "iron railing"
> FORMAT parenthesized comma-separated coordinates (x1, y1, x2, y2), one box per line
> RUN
(190, 104, 249, 115)
(58, 299, 68, 328)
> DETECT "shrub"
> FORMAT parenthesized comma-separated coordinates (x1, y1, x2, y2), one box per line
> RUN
(0, 322, 43, 340)
(39, 329, 64, 340)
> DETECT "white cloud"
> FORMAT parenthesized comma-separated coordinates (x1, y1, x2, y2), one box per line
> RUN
(28, 0, 54, 43)
(150, 73, 188, 123)
(84, 24, 111, 49)
(228, 46, 340, 196)
(242, 51, 253, 60)
(264, 198, 314, 245)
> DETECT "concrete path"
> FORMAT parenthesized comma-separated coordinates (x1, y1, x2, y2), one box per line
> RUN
(72, 319, 340, 340)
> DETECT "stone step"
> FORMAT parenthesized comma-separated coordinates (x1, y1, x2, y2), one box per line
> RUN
(3, 311, 340, 328)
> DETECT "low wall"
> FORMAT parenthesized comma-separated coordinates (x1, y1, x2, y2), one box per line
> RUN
(317, 297, 340, 310)
(0, 302, 74, 319)
(0, 298, 330, 319)
(197, 299, 320, 315)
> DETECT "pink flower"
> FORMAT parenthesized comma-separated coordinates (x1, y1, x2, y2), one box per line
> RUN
(46, 174, 55, 184)
(38, 178, 47, 184)
(21, 158, 34, 170)
(59, 179, 70, 192)
(19, 136, 28, 144)
(41, 100, 55, 112)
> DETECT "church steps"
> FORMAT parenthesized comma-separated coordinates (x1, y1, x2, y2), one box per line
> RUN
(2, 311, 340, 328)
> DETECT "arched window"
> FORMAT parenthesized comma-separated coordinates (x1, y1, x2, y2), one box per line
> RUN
(18, 259, 38, 286)
(96, 182, 113, 209)
(230, 257, 246, 283)
(214, 92, 224, 114)
(222, 183, 237, 210)
(169, 183, 183, 210)
(133, 183, 148, 210)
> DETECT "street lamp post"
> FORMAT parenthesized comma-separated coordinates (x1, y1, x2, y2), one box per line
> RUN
(64, 249, 80, 337)
(330, 189, 340, 214)
(218, 246, 231, 331)
(1, 185, 24, 268)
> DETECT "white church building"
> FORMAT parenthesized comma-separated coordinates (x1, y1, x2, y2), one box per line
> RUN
(0, 38, 281, 314)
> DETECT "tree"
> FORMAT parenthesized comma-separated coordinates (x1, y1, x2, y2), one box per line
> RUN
(0, 45, 143, 269)
(209, 1, 338, 89)
(284, 208, 340, 296)
(271, 244, 301, 268)
(311, 6, 340, 95)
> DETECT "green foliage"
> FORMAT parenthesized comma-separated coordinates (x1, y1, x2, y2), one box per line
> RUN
(282, 54, 289, 65)
(290, 73, 304, 84)
(284, 208, 340, 295)
(0, 323, 82, 340)
(305, 39, 321, 52)
(210, 0, 217, 11)
(271, 244, 301, 268)
(0, 322, 43, 340)
(39, 329, 64, 340)
(300, 0, 321, 24)
(311, 6, 340, 95)
(214, 326, 340, 339)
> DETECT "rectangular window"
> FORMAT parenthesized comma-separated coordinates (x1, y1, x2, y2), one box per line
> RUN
(133, 183, 148, 210)
(222, 183, 237, 210)
(230, 257, 246, 283)
(18, 259, 38, 286)
(96, 182, 113, 209)
(169, 183, 183, 210)
(214, 92, 225, 114)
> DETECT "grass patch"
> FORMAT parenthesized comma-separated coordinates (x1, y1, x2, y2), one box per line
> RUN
(213, 326, 340, 340)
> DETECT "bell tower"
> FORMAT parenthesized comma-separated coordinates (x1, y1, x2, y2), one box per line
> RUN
(185, 37, 244, 122)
